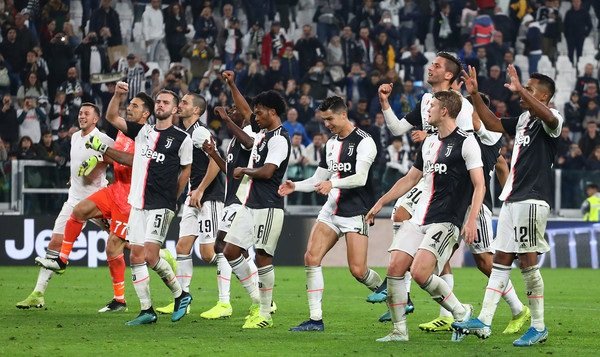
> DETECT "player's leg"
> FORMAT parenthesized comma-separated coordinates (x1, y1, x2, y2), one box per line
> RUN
(289, 220, 339, 332)
(174, 203, 200, 295)
(418, 261, 455, 332)
(513, 203, 550, 347)
(99, 232, 128, 312)
(345, 216, 382, 291)
(243, 207, 284, 329)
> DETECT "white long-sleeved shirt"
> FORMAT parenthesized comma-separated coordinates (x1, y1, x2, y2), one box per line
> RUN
(142, 6, 165, 41)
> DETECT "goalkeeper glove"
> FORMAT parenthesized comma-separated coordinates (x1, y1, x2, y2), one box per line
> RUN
(78, 154, 103, 176)
(85, 135, 108, 153)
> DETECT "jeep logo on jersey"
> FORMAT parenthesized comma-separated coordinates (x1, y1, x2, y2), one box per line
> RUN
(165, 136, 174, 148)
(424, 160, 447, 174)
(328, 160, 352, 172)
(227, 153, 234, 162)
(141, 146, 166, 163)
(515, 133, 531, 146)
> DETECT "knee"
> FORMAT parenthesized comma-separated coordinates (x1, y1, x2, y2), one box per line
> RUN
(348, 263, 367, 280)
(106, 236, 124, 257)
(130, 246, 145, 264)
(175, 238, 193, 255)
(144, 250, 158, 267)
(72, 204, 88, 221)
(410, 270, 428, 286)
(303, 251, 321, 267)
(223, 244, 240, 261)
(475, 256, 493, 276)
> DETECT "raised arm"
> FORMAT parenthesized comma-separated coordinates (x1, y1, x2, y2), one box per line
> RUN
(222, 70, 252, 120)
(379, 83, 414, 135)
(462, 66, 506, 134)
(103, 147, 134, 166)
(215, 106, 254, 149)
(105, 81, 129, 133)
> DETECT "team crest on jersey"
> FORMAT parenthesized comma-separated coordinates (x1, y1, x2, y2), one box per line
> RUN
(258, 139, 267, 152)
(347, 143, 355, 156)
(165, 137, 174, 148)
(445, 145, 453, 157)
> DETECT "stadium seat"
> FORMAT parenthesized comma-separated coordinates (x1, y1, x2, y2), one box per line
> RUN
(538, 55, 556, 78)
(583, 37, 596, 57)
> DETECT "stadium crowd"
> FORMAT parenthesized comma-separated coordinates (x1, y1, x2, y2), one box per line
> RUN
(0, 0, 600, 203)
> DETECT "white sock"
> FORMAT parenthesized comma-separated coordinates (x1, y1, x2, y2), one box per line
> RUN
(502, 279, 524, 317)
(152, 258, 182, 298)
(246, 255, 258, 285)
(216, 253, 232, 304)
(420, 274, 467, 321)
(132, 263, 152, 310)
(34, 249, 59, 293)
(478, 263, 511, 325)
(229, 256, 259, 304)
(522, 266, 545, 331)
(306, 266, 324, 321)
(387, 276, 407, 327)
(258, 265, 275, 319)
(404, 271, 412, 293)
(176, 254, 193, 293)
(438, 273, 454, 318)
(357, 269, 383, 291)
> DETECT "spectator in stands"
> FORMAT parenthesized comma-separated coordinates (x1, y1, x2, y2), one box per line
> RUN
(524, 18, 543, 75)
(557, 126, 573, 159)
(283, 107, 311, 146)
(346, 62, 368, 104)
(160, 70, 187, 98)
(582, 183, 600, 221)
(536, 0, 562, 63)
(287, 132, 306, 204)
(434, 1, 459, 51)
(48, 91, 70, 140)
(181, 38, 214, 92)
(280, 43, 300, 83)
(296, 94, 316, 126)
(458, 40, 477, 68)
(575, 63, 599, 95)
(476, 0, 497, 15)
(41, 0, 70, 35)
(243, 21, 264, 61)
(486, 31, 510, 66)
(500, 50, 522, 79)
(0, 94, 18, 145)
(0, 27, 25, 94)
(356, 26, 375, 68)
(89, 0, 122, 47)
(372, 53, 389, 75)
(58, 67, 93, 120)
(314, 0, 342, 44)
(350, 0, 380, 33)
(586, 145, 600, 170)
(113, 53, 148, 102)
(374, 32, 396, 70)
(373, 11, 400, 49)
(399, 79, 421, 115)
(459, 1, 478, 45)
(396, 0, 419, 49)
(215, 3, 236, 35)
(21, 50, 47, 86)
(493, 6, 516, 47)
(565, 90, 584, 142)
(164, 2, 189, 63)
(583, 100, 600, 127)
(17, 72, 45, 107)
(579, 81, 600, 111)
(579, 121, 600, 158)
(399, 44, 428, 82)
(373, 111, 392, 150)
(327, 35, 344, 69)
(263, 57, 285, 91)
(301, 60, 334, 101)
(340, 26, 360, 73)
(221, 17, 243, 70)
(142, 0, 166, 65)
(18, 97, 46, 144)
(564, 0, 592, 64)
(76, 32, 110, 85)
(45, 31, 75, 101)
(295, 24, 326, 78)
(238, 59, 264, 98)
(382, 136, 411, 191)
(480, 65, 511, 105)
(284, 79, 300, 109)
(194, 6, 218, 47)
(302, 131, 326, 205)
(35, 130, 65, 165)
(261, 21, 287, 70)
(14, 11, 37, 54)
(13, 135, 37, 159)
(558, 143, 586, 169)
(40, 19, 58, 49)
(471, 10, 495, 47)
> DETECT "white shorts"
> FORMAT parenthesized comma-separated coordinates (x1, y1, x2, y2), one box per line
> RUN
(494, 201, 550, 254)
(127, 207, 175, 246)
(392, 179, 426, 219)
(317, 208, 368, 237)
(179, 200, 223, 244)
(225, 206, 284, 256)
(462, 205, 494, 255)
(389, 221, 459, 275)
(218, 203, 241, 233)
(53, 200, 109, 235)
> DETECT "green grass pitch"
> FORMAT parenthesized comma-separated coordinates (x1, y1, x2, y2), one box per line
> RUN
(1, 267, 598, 356)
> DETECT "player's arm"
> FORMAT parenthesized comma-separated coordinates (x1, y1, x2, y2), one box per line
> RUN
(494, 154, 509, 188)
(461, 135, 485, 244)
(105, 81, 129, 133)
(462, 66, 506, 134)
(215, 106, 255, 149)
(189, 158, 220, 208)
(366, 166, 422, 224)
(379, 83, 415, 135)
(177, 164, 191, 198)
(506, 64, 560, 130)
(234, 135, 288, 180)
(222, 70, 252, 120)
(279, 167, 331, 195)
(202, 137, 226, 173)
(322, 137, 377, 194)
(177, 135, 194, 198)
(103, 147, 134, 166)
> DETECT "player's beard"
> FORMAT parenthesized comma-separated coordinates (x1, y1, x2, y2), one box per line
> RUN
(155, 111, 171, 121)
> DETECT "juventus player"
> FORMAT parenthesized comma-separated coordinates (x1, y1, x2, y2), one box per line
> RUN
(373, 52, 474, 328)
(35, 93, 154, 313)
(223, 90, 290, 329)
(279, 96, 382, 332)
(453, 66, 561, 347)
(17, 103, 114, 309)
(104, 82, 193, 326)
(367, 90, 485, 342)
(155, 93, 226, 316)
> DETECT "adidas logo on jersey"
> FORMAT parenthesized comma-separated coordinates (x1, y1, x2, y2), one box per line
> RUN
(141, 146, 166, 163)
(328, 161, 352, 172)
(424, 161, 447, 174)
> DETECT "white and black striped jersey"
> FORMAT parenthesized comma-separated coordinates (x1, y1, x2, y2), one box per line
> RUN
(244, 126, 290, 209)
(404, 93, 474, 133)
(412, 128, 483, 227)
(125, 122, 193, 211)
(187, 120, 225, 203)
(320, 127, 377, 217)
(225, 125, 255, 206)
(117, 60, 147, 101)
(499, 109, 563, 205)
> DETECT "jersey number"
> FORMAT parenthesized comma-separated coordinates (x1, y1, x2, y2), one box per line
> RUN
(513, 226, 528, 243)
(114, 220, 129, 236)
(406, 187, 422, 204)
(198, 220, 212, 233)
(153, 215, 163, 228)
(222, 211, 236, 223)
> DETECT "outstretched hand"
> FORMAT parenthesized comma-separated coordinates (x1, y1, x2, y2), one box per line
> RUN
(278, 180, 295, 196)
(504, 64, 523, 93)
(461, 66, 479, 95)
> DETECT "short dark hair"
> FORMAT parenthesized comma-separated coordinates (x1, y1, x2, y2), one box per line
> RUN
(530, 72, 556, 100)
(433, 90, 462, 119)
(466, 92, 491, 108)
(318, 96, 347, 113)
(293, 132, 302, 137)
(156, 89, 180, 107)
(252, 90, 286, 117)
(437, 51, 462, 84)
(135, 92, 154, 117)
(587, 183, 599, 190)
(81, 102, 100, 117)
(187, 92, 207, 116)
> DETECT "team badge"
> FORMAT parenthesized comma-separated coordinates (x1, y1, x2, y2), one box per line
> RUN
(165, 137, 174, 148)
(347, 143, 355, 156)
(445, 145, 453, 157)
